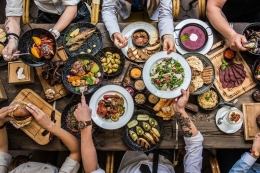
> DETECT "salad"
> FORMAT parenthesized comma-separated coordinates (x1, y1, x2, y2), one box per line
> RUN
(150, 58, 184, 90)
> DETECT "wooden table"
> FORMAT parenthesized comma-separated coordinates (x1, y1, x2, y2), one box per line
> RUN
(0, 23, 257, 151)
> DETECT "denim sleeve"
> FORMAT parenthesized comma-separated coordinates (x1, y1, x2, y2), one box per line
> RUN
(229, 152, 257, 173)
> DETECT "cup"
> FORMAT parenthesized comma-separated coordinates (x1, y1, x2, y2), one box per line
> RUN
(223, 109, 243, 126)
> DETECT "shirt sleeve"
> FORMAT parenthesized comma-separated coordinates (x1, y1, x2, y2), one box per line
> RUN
(59, 157, 80, 173)
(0, 152, 12, 173)
(62, 0, 80, 6)
(101, 0, 121, 40)
(158, 0, 174, 40)
(229, 152, 257, 173)
(92, 168, 105, 173)
(183, 132, 204, 173)
(5, 0, 23, 16)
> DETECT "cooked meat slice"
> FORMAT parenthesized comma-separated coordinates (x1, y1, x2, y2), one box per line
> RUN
(224, 66, 231, 83)
(219, 68, 225, 83)
(230, 66, 242, 79)
(228, 66, 236, 82)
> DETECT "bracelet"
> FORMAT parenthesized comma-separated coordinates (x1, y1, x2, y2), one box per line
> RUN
(49, 28, 60, 40)
(6, 33, 20, 40)
(0, 122, 7, 129)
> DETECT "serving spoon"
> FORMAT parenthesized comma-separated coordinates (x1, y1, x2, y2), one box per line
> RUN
(217, 98, 238, 125)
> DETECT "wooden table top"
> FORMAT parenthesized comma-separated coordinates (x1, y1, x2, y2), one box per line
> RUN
(0, 22, 257, 151)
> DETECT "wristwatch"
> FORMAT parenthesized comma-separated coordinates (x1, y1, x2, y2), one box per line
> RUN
(250, 149, 260, 157)
(49, 28, 60, 39)
(78, 120, 92, 130)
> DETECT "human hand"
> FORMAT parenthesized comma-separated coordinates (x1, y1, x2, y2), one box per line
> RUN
(252, 133, 260, 157)
(227, 33, 247, 51)
(2, 39, 20, 61)
(163, 34, 176, 54)
(172, 89, 189, 113)
(0, 106, 16, 125)
(74, 95, 92, 122)
(113, 32, 128, 49)
(26, 103, 53, 130)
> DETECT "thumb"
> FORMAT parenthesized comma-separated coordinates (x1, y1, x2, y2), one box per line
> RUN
(163, 41, 168, 51)
(241, 35, 248, 44)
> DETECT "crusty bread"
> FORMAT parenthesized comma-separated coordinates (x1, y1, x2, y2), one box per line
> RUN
(186, 56, 204, 72)
(0, 28, 6, 43)
(189, 76, 204, 93)
(149, 31, 159, 45)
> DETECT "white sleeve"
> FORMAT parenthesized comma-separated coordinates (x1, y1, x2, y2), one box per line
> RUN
(0, 152, 12, 173)
(101, 0, 121, 40)
(5, 0, 23, 16)
(59, 157, 80, 173)
(91, 168, 105, 173)
(158, 0, 174, 40)
(183, 132, 204, 173)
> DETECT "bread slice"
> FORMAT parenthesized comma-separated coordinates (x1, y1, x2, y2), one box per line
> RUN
(186, 56, 204, 72)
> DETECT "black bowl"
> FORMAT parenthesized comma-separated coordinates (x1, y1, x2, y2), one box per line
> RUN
(63, 23, 102, 57)
(62, 54, 103, 95)
(179, 23, 208, 52)
(18, 28, 56, 67)
(252, 56, 260, 86)
(242, 23, 260, 56)
(132, 29, 150, 48)
(95, 47, 125, 77)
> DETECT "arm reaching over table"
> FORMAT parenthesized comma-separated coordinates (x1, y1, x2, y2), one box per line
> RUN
(229, 133, 260, 173)
(206, 0, 247, 51)
(173, 89, 204, 172)
(74, 95, 105, 173)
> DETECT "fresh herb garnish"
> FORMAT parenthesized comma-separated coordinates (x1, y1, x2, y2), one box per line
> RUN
(221, 58, 229, 70)
(66, 31, 72, 41)
(205, 93, 212, 101)
(181, 34, 189, 41)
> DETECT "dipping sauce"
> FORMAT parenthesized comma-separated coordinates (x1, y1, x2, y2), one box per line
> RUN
(148, 94, 159, 104)
(180, 24, 206, 51)
(130, 67, 142, 79)
(134, 93, 146, 104)
(132, 30, 149, 47)
(125, 86, 135, 96)
(134, 79, 145, 91)
(253, 89, 260, 102)
(224, 48, 235, 60)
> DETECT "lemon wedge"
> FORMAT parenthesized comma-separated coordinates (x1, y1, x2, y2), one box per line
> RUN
(70, 28, 79, 37)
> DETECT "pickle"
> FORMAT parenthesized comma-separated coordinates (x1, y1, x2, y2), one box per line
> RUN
(127, 119, 138, 128)
(137, 114, 150, 121)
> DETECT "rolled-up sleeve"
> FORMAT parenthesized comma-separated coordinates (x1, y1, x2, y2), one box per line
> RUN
(229, 152, 257, 173)
(102, 0, 121, 40)
(183, 132, 204, 173)
(62, 0, 80, 6)
(59, 157, 80, 173)
(158, 0, 174, 40)
(6, 0, 23, 16)
(0, 152, 12, 173)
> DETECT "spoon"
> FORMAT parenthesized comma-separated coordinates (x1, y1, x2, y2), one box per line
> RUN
(217, 98, 238, 125)
(12, 53, 31, 56)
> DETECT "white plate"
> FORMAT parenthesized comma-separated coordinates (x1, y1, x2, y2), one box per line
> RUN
(174, 19, 214, 55)
(143, 51, 192, 98)
(89, 85, 134, 130)
(121, 22, 159, 62)
(215, 107, 243, 134)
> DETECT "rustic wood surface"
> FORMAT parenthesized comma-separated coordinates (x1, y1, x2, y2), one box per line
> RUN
(0, 23, 258, 151)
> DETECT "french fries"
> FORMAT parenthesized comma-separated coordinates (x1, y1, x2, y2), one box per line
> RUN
(153, 98, 175, 120)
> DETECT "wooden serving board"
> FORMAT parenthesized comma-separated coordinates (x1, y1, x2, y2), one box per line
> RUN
(11, 88, 61, 145)
(206, 40, 257, 102)
(243, 103, 260, 140)
(35, 46, 70, 102)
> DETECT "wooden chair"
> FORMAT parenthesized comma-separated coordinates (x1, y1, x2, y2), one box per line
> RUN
(22, 0, 30, 24)
(189, 0, 206, 20)
(106, 151, 115, 173)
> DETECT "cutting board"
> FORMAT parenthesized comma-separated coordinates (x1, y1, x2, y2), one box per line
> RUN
(206, 40, 257, 102)
(35, 46, 70, 102)
(11, 88, 61, 145)
(243, 103, 260, 140)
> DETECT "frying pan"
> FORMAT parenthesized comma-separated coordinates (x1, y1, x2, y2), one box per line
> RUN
(197, 87, 235, 111)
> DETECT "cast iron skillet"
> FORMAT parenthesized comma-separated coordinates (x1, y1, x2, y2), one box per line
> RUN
(242, 22, 260, 56)
(123, 109, 163, 152)
(197, 87, 235, 111)
(252, 56, 260, 86)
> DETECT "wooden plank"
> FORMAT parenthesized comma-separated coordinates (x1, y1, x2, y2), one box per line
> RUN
(206, 40, 257, 102)
(10, 88, 61, 145)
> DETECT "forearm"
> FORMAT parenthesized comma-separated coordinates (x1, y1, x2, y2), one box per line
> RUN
(177, 110, 198, 137)
(48, 123, 80, 162)
(5, 17, 20, 36)
(53, 5, 77, 32)
(0, 124, 8, 153)
(81, 125, 99, 173)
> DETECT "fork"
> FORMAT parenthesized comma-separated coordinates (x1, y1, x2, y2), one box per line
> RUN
(79, 84, 85, 95)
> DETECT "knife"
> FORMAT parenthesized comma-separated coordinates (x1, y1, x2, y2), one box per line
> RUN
(49, 101, 56, 141)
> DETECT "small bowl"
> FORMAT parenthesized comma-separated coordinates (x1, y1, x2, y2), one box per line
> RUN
(252, 89, 260, 102)
(224, 48, 236, 60)
(148, 93, 159, 105)
(242, 23, 260, 56)
(225, 109, 243, 125)
(132, 29, 150, 48)
(129, 66, 142, 79)
(134, 79, 145, 91)
(124, 85, 135, 96)
(134, 92, 147, 105)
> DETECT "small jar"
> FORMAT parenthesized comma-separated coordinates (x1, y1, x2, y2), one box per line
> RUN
(130, 67, 142, 79)
(134, 79, 145, 91)
(134, 92, 147, 104)
(252, 89, 260, 102)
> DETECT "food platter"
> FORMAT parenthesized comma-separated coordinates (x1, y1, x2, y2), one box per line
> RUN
(143, 51, 192, 98)
(121, 22, 161, 62)
(95, 47, 125, 77)
(61, 100, 99, 139)
(174, 19, 213, 55)
(62, 23, 102, 57)
(89, 85, 134, 130)
(123, 109, 163, 152)
(183, 53, 215, 95)
(62, 54, 103, 95)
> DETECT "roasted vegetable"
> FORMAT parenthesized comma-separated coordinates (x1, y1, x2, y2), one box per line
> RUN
(143, 132, 155, 145)
(142, 122, 151, 131)
(136, 126, 144, 136)
(149, 118, 158, 127)
(129, 130, 138, 141)
(137, 138, 150, 149)
(151, 128, 160, 137)
(150, 130, 160, 142)
(101, 51, 121, 73)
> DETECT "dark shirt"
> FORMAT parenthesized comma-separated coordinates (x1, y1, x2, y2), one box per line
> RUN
(131, 0, 146, 12)
(222, 0, 260, 22)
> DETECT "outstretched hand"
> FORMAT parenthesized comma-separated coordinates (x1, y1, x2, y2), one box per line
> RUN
(163, 34, 176, 54)
(172, 89, 189, 113)
(0, 106, 16, 125)
(74, 95, 92, 122)
(2, 40, 20, 61)
(113, 32, 128, 49)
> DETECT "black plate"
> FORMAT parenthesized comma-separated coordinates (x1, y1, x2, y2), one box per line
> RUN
(61, 100, 100, 139)
(62, 54, 103, 95)
(63, 23, 102, 57)
(18, 28, 56, 67)
(183, 53, 215, 95)
(252, 56, 260, 86)
(95, 47, 125, 77)
(123, 109, 163, 152)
